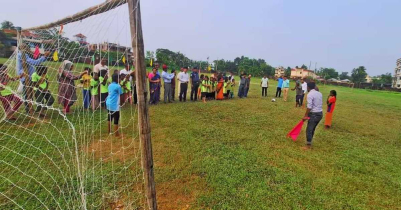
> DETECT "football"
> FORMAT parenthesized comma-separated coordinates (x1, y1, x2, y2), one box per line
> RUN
(271, 98, 276, 102)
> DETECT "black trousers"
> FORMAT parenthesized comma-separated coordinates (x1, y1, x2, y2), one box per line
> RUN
(179, 83, 188, 101)
(275, 87, 282, 97)
(100, 93, 108, 108)
(262, 87, 268, 97)
(172, 87, 175, 100)
(306, 112, 323, 145)
(133, 84, 138, 104)
(300, 93, 305, 106)
(190, 82, 200, 101)
(238, 85, 245, 98)
(35, 90, 55, 112)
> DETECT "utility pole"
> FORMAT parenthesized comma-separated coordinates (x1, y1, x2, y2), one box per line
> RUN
(127, 0, 157, 209)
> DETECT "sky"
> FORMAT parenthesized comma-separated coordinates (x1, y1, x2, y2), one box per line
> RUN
(1, 0, 400, 76)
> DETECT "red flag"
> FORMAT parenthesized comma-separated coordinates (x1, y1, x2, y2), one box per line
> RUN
(33, 45, 40, 59)
(287, 120, 306, 141)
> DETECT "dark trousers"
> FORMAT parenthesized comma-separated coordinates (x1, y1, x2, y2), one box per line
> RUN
(83, 89, 91, 109)
(35, 90, 55, 112)
(179, 83, 188, 102)
(306, 112, 323, 145)
(190, 82, 200, 101)
(275, 87, 282, 97)
(100, 92, 108, 108)
(244, 87, 249, 97)
(300, 93, 305, 106)
(23, 81, 34, 113)
(133, 85, 138, 104)
(238, 85, 245, 98)
(172, 87, 175, 101)
(164, 83, 172, 102)
(296, 95, 303, 106)
(262, 87, 268, 97)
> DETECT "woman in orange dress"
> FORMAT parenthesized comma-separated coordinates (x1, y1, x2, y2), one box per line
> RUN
(325, 90, 337, 128)
(216, 75, 224, 100)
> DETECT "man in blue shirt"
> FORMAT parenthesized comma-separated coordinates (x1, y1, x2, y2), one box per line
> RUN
(106, 73, 123, 137)
(281, 76, 290, 102)
(276, 76, 283, 98)
(190, 67, 200, 101)
(161, 65, 175, 103)
(17, 44, 48, 114)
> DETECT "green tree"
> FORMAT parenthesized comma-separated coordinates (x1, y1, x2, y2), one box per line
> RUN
(285, 67, 291, 77)
(351, 66, 368, 83)
(1, 20, 14, 29)
(319, 67, 338, 79)
(339, 72, 350, 80)
(301, 64, 308, 69)
(379, 73, 393, 84)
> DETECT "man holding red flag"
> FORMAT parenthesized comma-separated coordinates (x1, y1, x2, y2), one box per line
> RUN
(302, 82, 323, 150)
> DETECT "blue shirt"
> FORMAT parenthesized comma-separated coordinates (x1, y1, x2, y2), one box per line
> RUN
(106, 82, 123, 111)
(161, 71, 174, 83)
(190, 72, 200, 82)
(281, 79, 290, 88)
(277, 78, 283, 87)
(17, 52, 47, 82)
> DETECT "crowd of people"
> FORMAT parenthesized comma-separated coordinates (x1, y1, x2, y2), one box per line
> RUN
(0, 46, 337, 146)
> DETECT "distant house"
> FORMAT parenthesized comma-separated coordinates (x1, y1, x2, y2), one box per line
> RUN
(73, 33, 89, 46)
(365, 75, 373, 83)
(88, 42, 130, 54)
(275, 66, 285, 78)
(1, 29, 51, 56)
(290, 67, 317, 79)
(340, 79, 351, 83)
(327, 78, 338, 82)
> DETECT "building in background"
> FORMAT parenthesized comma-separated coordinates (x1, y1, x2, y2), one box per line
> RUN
(290, 67, 317, 79)
(275, 66, 285, 77)
(393, 58, 401, 89)
(73, 33, 89, 46)
(365, 75, 373, 83)
(88, 42, 130, 54)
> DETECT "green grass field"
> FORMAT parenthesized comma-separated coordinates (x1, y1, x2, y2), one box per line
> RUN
(1, 56, 401, 209)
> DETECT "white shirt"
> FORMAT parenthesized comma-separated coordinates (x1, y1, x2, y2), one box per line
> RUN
(307, 89, 323, 113)
(94, 63, 108, 74)
(178, 72, 189, 83)
(302, 82, 307, 93)
(261, 78, 269, 87)
(120, 68, 132, 82)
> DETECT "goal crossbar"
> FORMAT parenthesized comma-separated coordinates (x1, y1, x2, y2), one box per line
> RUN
(22, 0, 127, 31)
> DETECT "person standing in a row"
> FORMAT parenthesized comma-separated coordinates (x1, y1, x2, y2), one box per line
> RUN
(162, 65, 175, 103)
(244, 74, 251, 97)
(178, 67, 189, 102)
(261, 75, 269, 97)
(238, 73, 246, 98)
(190, 67, 200, 102)
(276, 76, 283, 98)
(282, 76, 290, 102)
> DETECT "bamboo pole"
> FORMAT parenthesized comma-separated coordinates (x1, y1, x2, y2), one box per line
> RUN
(22, 0, 127, 31)
(127, 0, 157, 209)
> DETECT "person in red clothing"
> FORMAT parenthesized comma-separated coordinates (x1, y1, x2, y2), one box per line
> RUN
(216, 74, 224, 100)
(0, 64, 24, 121)
(324, 90, 337, 128)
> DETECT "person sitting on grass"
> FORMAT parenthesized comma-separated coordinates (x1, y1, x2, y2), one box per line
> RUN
(0, 64, 24, 121)
(90, 72, 100, 110)
(106, 73, 123, 137)
(32, 65, 54, 118)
